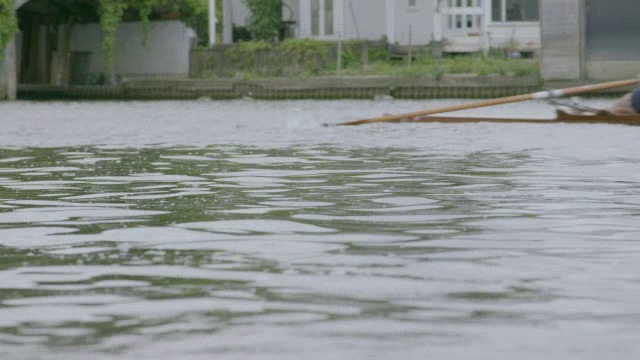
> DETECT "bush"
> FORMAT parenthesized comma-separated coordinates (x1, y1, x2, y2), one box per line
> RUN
(244, 0, 283, 42)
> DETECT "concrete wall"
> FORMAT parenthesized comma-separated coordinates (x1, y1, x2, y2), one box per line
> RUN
(540, 0, 582, 80)
(72, 20, 195, 80)
(1, 41, 17, 100)
(0, 50, 7, 99)
(585, 0, 640, 79)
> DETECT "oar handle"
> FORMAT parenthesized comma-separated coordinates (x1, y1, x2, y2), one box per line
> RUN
(338, 78, 638, 126)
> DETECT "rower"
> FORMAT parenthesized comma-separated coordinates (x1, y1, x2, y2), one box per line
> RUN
(609, 88, 640, 115)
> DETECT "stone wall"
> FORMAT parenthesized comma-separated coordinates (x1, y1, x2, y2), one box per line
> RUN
(18, 75, 541, 101)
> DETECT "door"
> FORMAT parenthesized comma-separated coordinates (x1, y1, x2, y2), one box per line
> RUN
(442, 0, 484, 38)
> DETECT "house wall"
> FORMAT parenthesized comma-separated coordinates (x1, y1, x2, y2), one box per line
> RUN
(540, 0, 582, 80)
(394, 0, 436, 46)
(71, 20, 195, 80)
(231, 0, 250, 26)
(487, 23, 540, 51)
(342, 0, 387, 41)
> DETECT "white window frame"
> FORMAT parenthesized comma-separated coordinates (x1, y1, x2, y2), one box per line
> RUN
(311, 0, 336, 39)
(490, 0, 539, 24)
(444, 0, 483, 32)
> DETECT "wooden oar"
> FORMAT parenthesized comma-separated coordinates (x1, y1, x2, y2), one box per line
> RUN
(337, 79, 638, 126)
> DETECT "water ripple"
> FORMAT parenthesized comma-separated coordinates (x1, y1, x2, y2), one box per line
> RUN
(0, 101, 639, 359)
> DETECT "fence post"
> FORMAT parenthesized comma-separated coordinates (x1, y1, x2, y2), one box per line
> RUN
(337, 32, 343, 76)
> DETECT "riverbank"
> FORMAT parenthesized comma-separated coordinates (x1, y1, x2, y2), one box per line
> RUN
(18, 75, 541, 100)
(17, 75, 633, 101)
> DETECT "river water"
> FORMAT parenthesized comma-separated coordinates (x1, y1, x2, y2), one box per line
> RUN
(0, 99, 639, 359)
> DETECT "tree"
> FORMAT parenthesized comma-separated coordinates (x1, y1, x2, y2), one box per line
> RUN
(0, 0, 18, 56)
(244, 0, 283, 41)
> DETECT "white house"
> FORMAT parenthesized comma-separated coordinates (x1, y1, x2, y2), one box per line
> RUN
(225, 0, 540, 53)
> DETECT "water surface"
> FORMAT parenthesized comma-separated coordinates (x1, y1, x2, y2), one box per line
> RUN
(0, 99, 639, 359)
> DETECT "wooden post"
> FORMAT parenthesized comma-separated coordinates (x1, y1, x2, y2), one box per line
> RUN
(337, 32, 343, 76)
(407, 25, 413, 68)
(361, 44, 369, 70)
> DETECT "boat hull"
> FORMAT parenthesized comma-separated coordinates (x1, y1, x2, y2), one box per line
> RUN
(408, 110, 640, 126)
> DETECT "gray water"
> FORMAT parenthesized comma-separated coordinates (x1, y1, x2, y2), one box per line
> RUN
(0, 99, 639, 360)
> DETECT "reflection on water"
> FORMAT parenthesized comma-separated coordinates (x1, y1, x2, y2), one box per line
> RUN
(0, 100, 640, 359)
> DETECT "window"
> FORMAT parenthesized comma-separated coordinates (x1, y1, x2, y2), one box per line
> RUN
(324, 0, 333, 35)
(449, 0, 482, 8)
(447, 0, 483, 31)
(311, 0, 334, 37)
(492, 0, 539, 22)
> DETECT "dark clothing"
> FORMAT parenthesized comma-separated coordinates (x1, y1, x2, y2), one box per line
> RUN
(631, 88, 640, 113)
(610, 88, 640, 115)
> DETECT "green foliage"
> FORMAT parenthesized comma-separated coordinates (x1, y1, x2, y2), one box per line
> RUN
(225, 41, 272, 69)
(0, 0, 18, 55)
(244, 0, 282, 41)
(99, 0, 213, 81)
(217, 40, 539, 79)
(133, 0, 167, 48)
(280, 39, 329, 75)
(99, 0, 129, 80)
(2, 0, 214, 82)
(279, 38, 328, 62)
(224, 39, 332, 77)
(362, 52, 540, 78)
(368, 46, 388, 62)
(175, 0, 211, 47)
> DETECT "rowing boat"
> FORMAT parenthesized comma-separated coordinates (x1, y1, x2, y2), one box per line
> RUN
(336, 79, 640, 126)
(401, 110, 640, 126)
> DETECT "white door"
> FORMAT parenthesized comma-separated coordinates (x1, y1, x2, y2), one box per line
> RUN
(442, 0, 484, 38)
